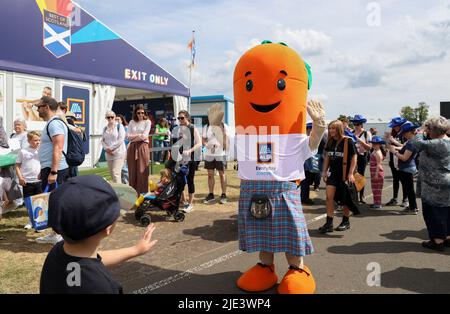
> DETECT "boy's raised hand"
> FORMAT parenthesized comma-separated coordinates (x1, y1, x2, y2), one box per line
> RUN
(134, 223, 158, 256)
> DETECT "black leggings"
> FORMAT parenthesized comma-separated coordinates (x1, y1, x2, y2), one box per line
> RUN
(357, 154, 367, 198)
(186, 161, 197, 194)
(390, 163, 407, 201)
(301, 171, 316, 201)
(398, 171, 417, 210)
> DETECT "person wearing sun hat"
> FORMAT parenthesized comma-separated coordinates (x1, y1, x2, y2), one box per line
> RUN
(385, 117, 408, 207)
(40, 175, 157, 294)
(368, 136, 386, 209)
(388, 121, 420, 215)
(350, 115, 372, 204)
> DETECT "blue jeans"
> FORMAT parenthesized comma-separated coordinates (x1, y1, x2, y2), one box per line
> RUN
(422, 201, 450, 240)
(154, 139, 163, 162)
(154, 140, 169, 162)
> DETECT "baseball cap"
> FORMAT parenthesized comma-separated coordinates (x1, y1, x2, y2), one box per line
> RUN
(48, 175, 121, 241)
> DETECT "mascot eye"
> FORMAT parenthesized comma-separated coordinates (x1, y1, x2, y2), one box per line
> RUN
(277, 78, 286, 91)
(246, 80, 253, 92)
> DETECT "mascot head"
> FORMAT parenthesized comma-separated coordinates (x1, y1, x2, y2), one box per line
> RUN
(233, 41, 311, 135)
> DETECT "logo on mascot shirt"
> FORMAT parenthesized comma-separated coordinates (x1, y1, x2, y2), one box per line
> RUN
(257, 143, 273, 164)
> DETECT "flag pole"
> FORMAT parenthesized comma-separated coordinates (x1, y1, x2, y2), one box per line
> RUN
(188, 30, 195, 113)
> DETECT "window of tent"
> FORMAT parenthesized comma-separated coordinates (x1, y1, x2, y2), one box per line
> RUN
(13, 74, 54, 131)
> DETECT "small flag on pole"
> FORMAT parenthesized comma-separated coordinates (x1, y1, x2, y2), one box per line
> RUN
(188, 31, 196, 68)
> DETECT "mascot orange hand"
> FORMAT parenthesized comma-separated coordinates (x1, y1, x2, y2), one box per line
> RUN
(233, 41, 310, 135)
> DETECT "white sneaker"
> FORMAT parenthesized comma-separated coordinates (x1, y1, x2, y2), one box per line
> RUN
(182, 204, 194, 213)
(36, 233, 63, 244)
(155, 162, 160, 165)
(24, 223, 32, 230)
(401, 200, 409, 207)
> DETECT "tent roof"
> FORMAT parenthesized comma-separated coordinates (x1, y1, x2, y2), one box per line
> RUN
(0, 1, 189, 97)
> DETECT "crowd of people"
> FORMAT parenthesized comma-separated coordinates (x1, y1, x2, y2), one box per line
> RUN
(0, 92, 449, 292)
(300, 114, 450, 253)
(0, 93, 233, 235)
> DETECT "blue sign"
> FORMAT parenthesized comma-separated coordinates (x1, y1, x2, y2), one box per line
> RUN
(63, 86, 89, 154)
(257, 143, 273, 164)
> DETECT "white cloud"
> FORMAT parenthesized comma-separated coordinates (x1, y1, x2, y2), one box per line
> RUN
(146, 41, 187, 59)
(273, 27, 332, 56)
(327, 52, 385, 88)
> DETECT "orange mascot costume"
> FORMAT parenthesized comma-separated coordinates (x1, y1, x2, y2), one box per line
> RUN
(233, 41, 326, 294)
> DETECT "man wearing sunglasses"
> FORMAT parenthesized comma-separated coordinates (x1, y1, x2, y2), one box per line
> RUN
(34, 96, 69, 244)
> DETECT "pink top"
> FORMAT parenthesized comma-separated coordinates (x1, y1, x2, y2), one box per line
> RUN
(127, 120, 151, 143)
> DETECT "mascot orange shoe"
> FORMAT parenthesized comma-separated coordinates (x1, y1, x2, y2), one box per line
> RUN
(277, 266, 316, 294)
(237, 263, 278, 292)
(233, 41, 326, 294)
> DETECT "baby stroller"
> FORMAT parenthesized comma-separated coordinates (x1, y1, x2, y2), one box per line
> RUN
(134, 160, 189, 226)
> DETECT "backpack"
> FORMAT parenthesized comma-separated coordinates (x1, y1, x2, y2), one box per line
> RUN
(46, 118, 85, 167)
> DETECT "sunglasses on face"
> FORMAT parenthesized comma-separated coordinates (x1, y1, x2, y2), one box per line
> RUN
(354, 123, 362, 126)
(177, 117, 186, 121)
(106, 116, 115, 120)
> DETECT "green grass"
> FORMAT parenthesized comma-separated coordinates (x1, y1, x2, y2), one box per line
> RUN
(0, 162, 240, 293)
(79, 163, 166, 182)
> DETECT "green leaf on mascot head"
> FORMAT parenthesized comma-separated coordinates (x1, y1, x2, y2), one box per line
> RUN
(305, 61, 312, 90)
(261, 40, 273, 45)
(278, 42, 288, 46)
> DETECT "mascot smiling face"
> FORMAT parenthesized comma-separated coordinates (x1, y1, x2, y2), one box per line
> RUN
(233, 42, 310, 135)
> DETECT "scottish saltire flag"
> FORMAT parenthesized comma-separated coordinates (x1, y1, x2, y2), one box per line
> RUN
(43, 9, 71, 58)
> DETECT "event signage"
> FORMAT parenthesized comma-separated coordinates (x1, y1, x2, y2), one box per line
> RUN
(124, 68, 169, 86)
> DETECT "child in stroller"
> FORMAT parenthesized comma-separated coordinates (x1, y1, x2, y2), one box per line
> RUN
(134, 163, 188, 226)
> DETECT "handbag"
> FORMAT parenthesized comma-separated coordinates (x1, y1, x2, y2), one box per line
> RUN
(25, 184, 56, 231)
(249, 194, 272, 219)
(343, 136, 366, 192)
(354, 172, 366, 192)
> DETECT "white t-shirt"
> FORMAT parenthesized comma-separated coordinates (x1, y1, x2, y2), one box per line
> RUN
(236, 134, 313, 181)
(354, 130, 372, 155)
(16, 146, 41, 183)
(202, 123, 230, 157)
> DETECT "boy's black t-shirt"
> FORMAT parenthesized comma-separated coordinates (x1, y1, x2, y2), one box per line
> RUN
(325, 138, 357, 180)
(40, 241, 123, 294)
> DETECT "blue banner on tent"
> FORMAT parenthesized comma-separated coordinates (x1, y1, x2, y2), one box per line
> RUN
(0, 1, 188, 97)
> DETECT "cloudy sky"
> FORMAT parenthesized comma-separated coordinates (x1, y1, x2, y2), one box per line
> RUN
(76, 0, 450, 120)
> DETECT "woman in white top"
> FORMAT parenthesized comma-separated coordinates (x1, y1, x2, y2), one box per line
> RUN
(10, 119, 28, 150)
(126, 105, 151, 194)
(102, 110, 126, 184)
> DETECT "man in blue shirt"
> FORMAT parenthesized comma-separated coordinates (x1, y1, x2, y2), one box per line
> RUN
(36, 96, 69, 188)
(35, 96, 69, 245)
